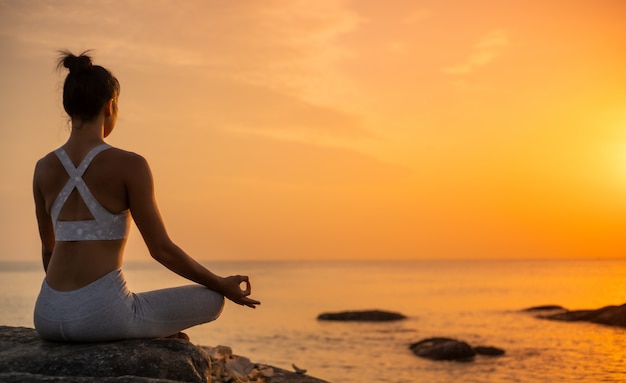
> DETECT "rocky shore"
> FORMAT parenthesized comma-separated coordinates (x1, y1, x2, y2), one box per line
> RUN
(524, 303, 626, 328)
(0, 326, 329, 383)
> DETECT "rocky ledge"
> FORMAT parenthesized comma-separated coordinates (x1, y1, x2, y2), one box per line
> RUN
(317, 310, 406, 322)
(0, 326, 329, 383)
(524, 304, 626, 328)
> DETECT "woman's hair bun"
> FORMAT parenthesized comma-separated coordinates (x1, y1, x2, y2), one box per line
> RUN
(57, 50, 93, 73)
(57, 48, 120, 122)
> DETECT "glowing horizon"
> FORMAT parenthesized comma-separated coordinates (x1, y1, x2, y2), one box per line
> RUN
(1, 0, 625, 262)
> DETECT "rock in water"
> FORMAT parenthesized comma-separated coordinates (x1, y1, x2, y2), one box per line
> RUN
(317, 310, 406, 322)
(409, 338, 476, 361)
(542, 304, 626, 328)
(474, 346, 506, 356)
(522, 305, 567, 312)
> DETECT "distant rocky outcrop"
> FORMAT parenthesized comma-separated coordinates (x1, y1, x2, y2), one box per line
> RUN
(537, 303, 626, 328)
(409, 337, 505, 361)
(317, 310, 406, 322)
(0, 326, 328, 383)
(522, 305, 567, 313)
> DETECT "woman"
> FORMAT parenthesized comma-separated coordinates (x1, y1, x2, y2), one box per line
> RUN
(33, 50, 260, 342)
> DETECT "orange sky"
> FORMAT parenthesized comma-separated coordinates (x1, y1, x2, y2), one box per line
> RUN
(1, 0, 625, 261)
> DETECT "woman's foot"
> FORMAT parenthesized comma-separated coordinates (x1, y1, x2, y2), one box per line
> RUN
(166, 332, 190, 341)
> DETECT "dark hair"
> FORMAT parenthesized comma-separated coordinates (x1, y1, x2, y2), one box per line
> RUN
(57, 50, 120, 122)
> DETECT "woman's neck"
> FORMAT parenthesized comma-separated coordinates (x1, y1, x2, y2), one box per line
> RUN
(67, 116, 106, 148)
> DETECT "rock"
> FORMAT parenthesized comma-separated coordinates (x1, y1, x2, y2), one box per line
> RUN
(317, 310, 406, 322)
(1, 370, 312, 383)
(542, 303, 626, 328)
(473, 346, 505, 356)
(0, 326, 211, 383)
(409, 338, 476, 361)
(270, 367, 328, 383)
(0, 326, 330, 383)
(409, 338, 506, 361)
(212, 345, 234, 359)
(0, 372, 183, 382)
(522, 305, 567, 312)
(292, 364, 307, 374)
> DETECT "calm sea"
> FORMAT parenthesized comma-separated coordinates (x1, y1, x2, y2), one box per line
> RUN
(1, 259, 626, 383)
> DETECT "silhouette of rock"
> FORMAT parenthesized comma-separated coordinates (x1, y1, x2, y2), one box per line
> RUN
(0, 326, 329, 383)
(0, 326, 211, 383)
(474, 346, 506, 356)
(522, 305, 567, 312)
(317, 310, 406, 322)
(409, 338, 506, 361)
(542, 303, 626, 328)
(409, 338, 476, 361)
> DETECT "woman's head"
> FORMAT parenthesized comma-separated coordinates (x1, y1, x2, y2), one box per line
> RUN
(57, 50, 120, 124)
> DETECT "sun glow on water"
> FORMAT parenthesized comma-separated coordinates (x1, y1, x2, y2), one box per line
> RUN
(3, 259, 626, 383)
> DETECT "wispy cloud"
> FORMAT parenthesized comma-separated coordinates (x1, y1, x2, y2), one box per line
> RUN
(0, 1, 361, 97)
(0, 0, 368, 142)
(442, 29, 510, 75)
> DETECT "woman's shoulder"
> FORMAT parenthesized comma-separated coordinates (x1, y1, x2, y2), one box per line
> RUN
(105, 147, 151, 173)
(34, 151, 61, 175)
(107, 146, 146, 162)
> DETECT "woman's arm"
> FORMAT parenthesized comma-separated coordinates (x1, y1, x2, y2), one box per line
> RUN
(33, 160, 55, 272)
(125, 153, 259, 308)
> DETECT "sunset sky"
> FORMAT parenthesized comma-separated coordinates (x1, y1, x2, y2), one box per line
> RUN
(1, 0, 625, 262)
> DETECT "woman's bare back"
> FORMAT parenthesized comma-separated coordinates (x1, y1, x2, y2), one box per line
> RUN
(34, 146, 133, 291)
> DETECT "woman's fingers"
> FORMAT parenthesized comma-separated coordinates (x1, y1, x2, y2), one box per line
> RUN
(233, 296, 260, 308)
(226, 275, 259, 308)
(243, 280, 251, 295)
(238, 276, 252, 295)
(240, 296, 260, 308)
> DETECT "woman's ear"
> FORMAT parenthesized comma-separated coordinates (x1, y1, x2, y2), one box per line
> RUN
(104, 99, 114, 117)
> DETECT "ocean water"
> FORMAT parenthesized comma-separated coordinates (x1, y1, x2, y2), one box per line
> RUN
(1, 259, 626, 383)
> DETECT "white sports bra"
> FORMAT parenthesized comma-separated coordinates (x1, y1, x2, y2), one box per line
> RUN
(50, 144, 130, 241)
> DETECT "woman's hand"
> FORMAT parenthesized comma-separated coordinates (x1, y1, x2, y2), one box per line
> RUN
(220, 275, 260, 308)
